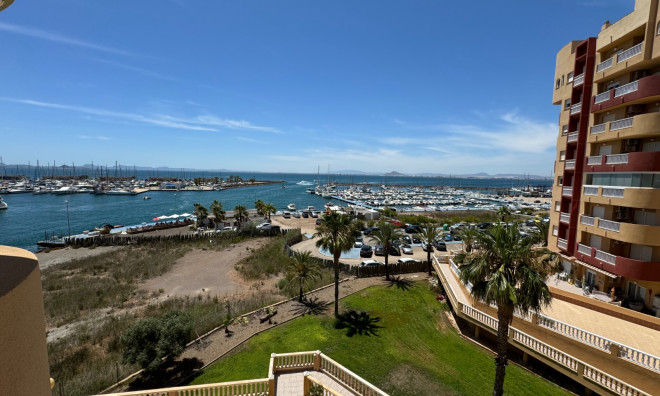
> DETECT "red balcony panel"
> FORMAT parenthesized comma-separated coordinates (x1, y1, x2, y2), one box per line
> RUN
(583, 151, 660, 173)
(591, 75, 660, 113)
(575, 248, 660, 282)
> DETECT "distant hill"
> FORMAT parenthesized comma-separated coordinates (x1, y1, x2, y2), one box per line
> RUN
(383, 171, 406, 176)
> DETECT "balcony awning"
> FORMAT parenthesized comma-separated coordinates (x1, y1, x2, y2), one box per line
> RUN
(575, 259, 619, 279)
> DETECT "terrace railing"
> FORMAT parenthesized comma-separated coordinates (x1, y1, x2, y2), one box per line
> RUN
(599, 219, 621, 232)
(595, 249, 617, 265)
(602, 187, 625, 198)
(596, 57, 613, 72)
(557, 238, 568, 251)
(614, 80, 639, 98)
(570, 102, 582, 115)
(565, 159, 576, 170)
(617, 43, 642, 63)
(606, 154, 629, 165)
(580, 215, 596, 227)
(567, 132, 579, 143)
(573, 73, 584, 87)
(610, 117, 633, 131)
(594, 91, 611, 104)
(537, 315, 612, 352)
(583, 185, 600, 195)
(591, 122, 607, 134)
(577, 243, 592, 256)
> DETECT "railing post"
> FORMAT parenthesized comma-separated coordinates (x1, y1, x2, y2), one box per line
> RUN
(577, 362, 585, 380)
(314, 350, 321, 371)
(610, 343, 621, 358)
(303, 372, 311, 395)
(530, 312, 538, 325)
(474, 326, 480, 339)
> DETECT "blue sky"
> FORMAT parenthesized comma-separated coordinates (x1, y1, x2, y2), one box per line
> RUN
(0, 0, 633, 175)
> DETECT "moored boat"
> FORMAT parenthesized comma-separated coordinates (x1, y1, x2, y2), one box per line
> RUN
(0, 196, 7, 210)
(287, 203, 296, 210)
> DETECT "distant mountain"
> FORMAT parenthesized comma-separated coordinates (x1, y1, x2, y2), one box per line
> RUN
(383, 171, 406, 176)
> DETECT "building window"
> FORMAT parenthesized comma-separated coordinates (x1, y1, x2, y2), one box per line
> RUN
(567, 72, 574, 83)
(562, 125, 569, 135)
(657, 20, 660, 35)
(555, 201, 561, 212)
(552, 225, 558, 236)
(561, 75, 565, 86)
(557, 176, 563, 186)
(564, 98, 571, 110)
(556, 79, 561, 89)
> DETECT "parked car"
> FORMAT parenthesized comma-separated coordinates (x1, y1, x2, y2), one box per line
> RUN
(256, 223, 271, 230)
(354, 240, 363, 248)
(216, 226, 236, 233)
(374, 244, 385, 256)
(412, 236, 421, 244)
(388, 245, 401, 256)
(453, 235, 462, 241)
(400, 235, 412, 244)
(360, 244, 373, 258)
(316, 218, 323, 225)
(421, 242, 434, 252)
(401, 244, 413, 254)
(301, 211, 309, 218)
(443, 234, 453, 241)
(405, 225, 422, 234)
(433, 240, 447, 251)
(363, 226, 380, 235)
(396, 258, 421, 265)
(360, 259, 383, 267)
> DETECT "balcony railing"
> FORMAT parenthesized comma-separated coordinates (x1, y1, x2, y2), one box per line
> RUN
(599, 219, 621, 232)
(567, 132, 579, 143)
(594, 91, 611, 104)
(537, 315, 612, 352)
(617, 43, 643, 63)
(560, 212, 571, 224)
(605, 154, 629, 165)
(562, 187, 573, 196)
(602, 187, 625, 198)
(565, 159, 576, 170)
(590, 123, 606, 134)
(610, 117, 633, 131)
(584, 186, 599, 195)
(596, 57, 613, 72)
(595, 249, 617, 265)
(614, 80, 639, 98)
(578, 243, 592, 255)
(570, 102, 582, 115)
(587, 156, 603, 166)
(557, 238, 568, 250)
(580, 215, 596, 226)
(573, 73, 585, 87)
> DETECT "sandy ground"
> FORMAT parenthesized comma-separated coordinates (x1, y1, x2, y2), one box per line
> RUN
(36, 246, 123, 271)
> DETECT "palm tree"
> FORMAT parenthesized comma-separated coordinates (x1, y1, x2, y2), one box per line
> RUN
(497, 206, 511, 223)
(416, 224, 439, 276)
(193, 203, 209, 227)
(458, 224, 554, 396)
(233, 205, 248, 226)
(370, 222, 398, 281)
(532, 220, 549, 247)
(210, 200, 226, 229)
(315, 212, 360, 317)
(254, 199, 266, 217)
(285, 251, 322, 302)
(458, 227, 481, 252)
(264, 203, 277, 221)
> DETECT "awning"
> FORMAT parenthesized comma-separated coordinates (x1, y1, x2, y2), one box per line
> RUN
(575, 259, 619, 279)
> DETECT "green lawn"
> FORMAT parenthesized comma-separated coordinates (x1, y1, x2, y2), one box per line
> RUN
(191, 282, 569, 396)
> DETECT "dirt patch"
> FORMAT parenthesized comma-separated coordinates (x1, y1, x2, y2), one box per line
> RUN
(36, 246, 123, 270)
(141, 239, 280, 299)
(382, 364, 456, 396)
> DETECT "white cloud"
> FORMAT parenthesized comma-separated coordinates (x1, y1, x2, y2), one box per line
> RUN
(0, 22, 132, 56)
(79, 135, 110, 141)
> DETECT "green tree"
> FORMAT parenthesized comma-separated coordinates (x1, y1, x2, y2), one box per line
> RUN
(121, 310, 193, 371)
(458, 224, 554, 396)
(370, 222, 398, 281)
(254, 199, 266, 217)
(285, 251, 322, 302)
(210, 200, 226, 228)
(458, 227, 481, 253)
(497, 206, 511, 223)
(532, 221, 550, 247)
(315, 212, 360, 317)
(380, 206, 397, 218)
(193, 203, 209, 227)
(234, 204, 249, 226)
(264, 203, 277, 221)
(416, 224, 440, 276)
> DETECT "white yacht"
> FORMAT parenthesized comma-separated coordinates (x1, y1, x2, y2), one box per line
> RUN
(0, 196, 7, 210)
(287, 203, 296, 210)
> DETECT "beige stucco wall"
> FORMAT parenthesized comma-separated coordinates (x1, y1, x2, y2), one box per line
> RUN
(552, 41, 579, 106)
(0, 246, 51, 395)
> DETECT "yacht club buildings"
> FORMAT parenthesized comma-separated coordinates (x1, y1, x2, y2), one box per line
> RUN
(550, 0, 660, 315)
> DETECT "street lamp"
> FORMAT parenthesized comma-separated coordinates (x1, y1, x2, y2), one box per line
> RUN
(65, 200, 71, 238)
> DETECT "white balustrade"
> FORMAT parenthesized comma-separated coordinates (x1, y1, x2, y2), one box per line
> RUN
(570, 102, 582, 115)
(567, 132, 578, 143)
(565, 159, 576, 170)
(605, 154, 629, 165)
(602, 187, 625, 198)
(596, 57, 613, 72)
(618, 345, 660, 373)
(577, 243, 592, 255)
(595, 249, 617, 265)
(511, 329, 579, 373)
(610, 117, 633, 131)
(583, 185, 599, 195)
(599, 219, 621, 232)
(320, 354, 388, 396)
(617, 43, 643, 63)
(537, 315, 612, 352)
(594, 91, 611, 104)
(614, 80, 639, 98)
(562, 187, 573, 197)
(573, 73, 584, 87)
(462, 305, 498, 330)
(591, 122, 607, 134)
(557, 238, 568, 250)
(560, 212, 571, 224)
(582, 363, 649, 396)
(580, 215, 595, 226)
(274, 351, 315, 370)
(102, 379, 271, 396)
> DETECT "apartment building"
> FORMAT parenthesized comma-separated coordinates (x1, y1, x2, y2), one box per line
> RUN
(550, 0, 660, 314)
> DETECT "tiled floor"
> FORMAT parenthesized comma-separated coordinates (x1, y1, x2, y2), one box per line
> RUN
(276, 371, 355, 396)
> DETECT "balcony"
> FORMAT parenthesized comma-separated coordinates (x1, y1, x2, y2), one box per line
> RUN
(573, 73, 585, 87)
(570, 102, 582, 115)
(589, 112, 660, 144)
(562, 187, 573, 197)
(567, 132, 579, 143)
(584, 151, 660, 173)
(616, 43, 643, 63)
(591, 75, 660, 113)
(583, 185, 599, 196)
(580, 215, 596, 226)
(595, 249, 617, 265)
(575, 244, 660, 282)
(565, 159, 576, 170)
(598, 219, 621, 232)
(577, 243, 592, 256)
(602, 187, 625, 198)
(557, 238, 568, 250)
(596, 57, 613, 73)
(560, 212, 571, 224)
